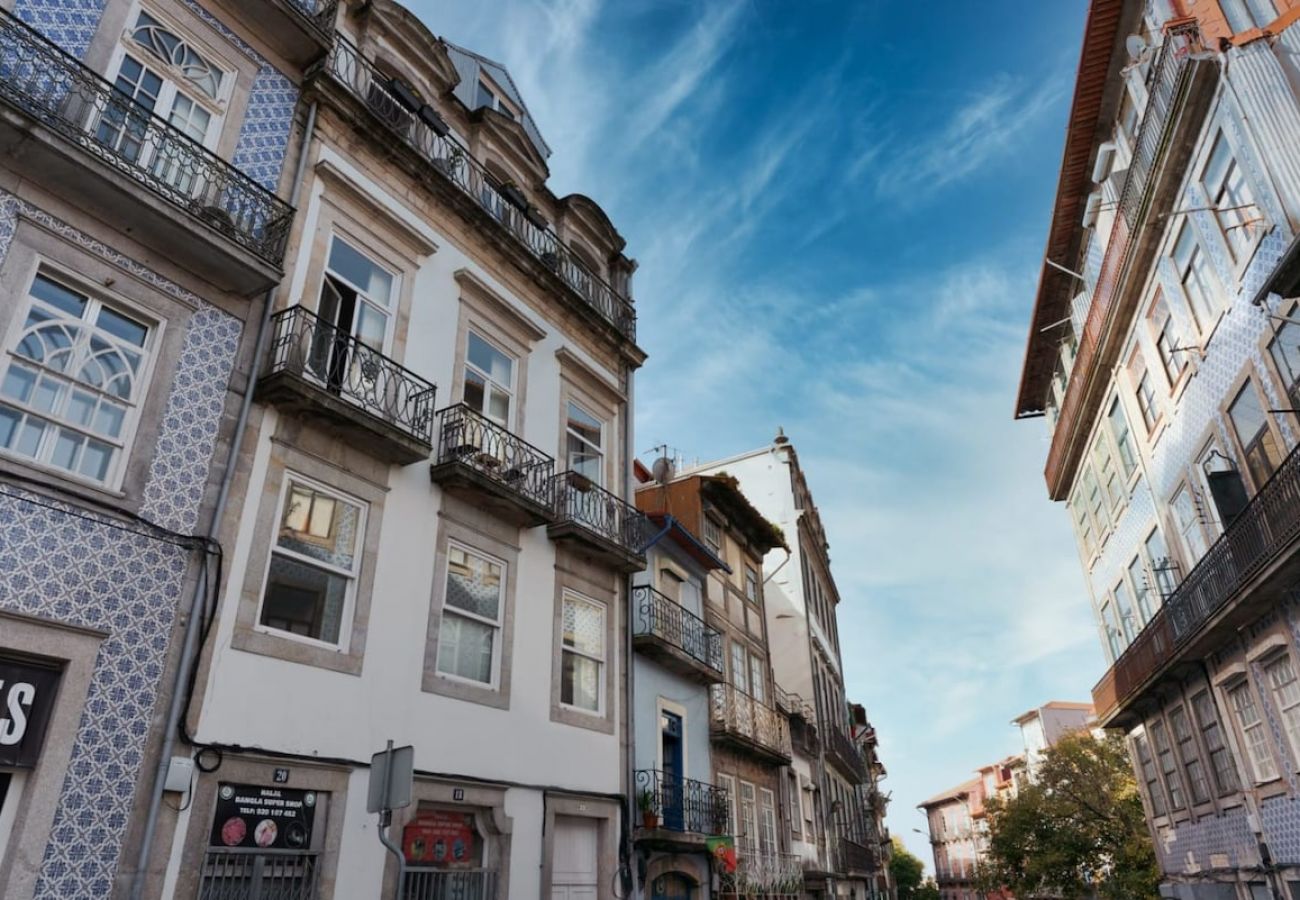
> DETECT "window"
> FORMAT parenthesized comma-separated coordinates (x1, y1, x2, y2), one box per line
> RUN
(1171, 484, 1209, 565)
(1268, 317, 1300, 408)
(1229, 682, 1278, 782)
(560, 593, 605, 713)
(1228, 380, 1282, 488)
(1101, 601, 1123, 662)
(703, 516, 722, 556)
(436, 544, 504, 685)
(1150, 294, 1189, 386)
(787, 772, 801, 839)
(730, 642, 749, 694)
(1117, 85, 1139, 150)
(1135, 733, 1166, 815)
(1145, 528, 1178, 597)
(759, 788, 778, 857)
(1071, 493, 1095, 557)
(259, 477, 365, 645)
(312, 236, 396, 393)
(1266, 655, 1300, 767)
(565, 402, 603, 484)
(1084, 468, 1109, 534)
(744, 566, 759, 603)
(1093, 439, 1124, 509)
(462, 332, 514, 426)
(475, 78, 516, 120)
(1173, 222, 1223, 330)
(1108, 398, 1138, 477)
(0, 273, 151, 485)
(1202, 131, 1259, 262)
(1221, 0, 1278, 33)
(1192, 690, 1240, 795)
(100, 10, 228, 189)
(1150, 720, 1186, 810)
(738, 781, 759, 854)
(1113, 580, 1137, 643)
(1170, 706, 1210, 805)
(1135, 366, 1159, 431)
(749, 652, 766, 705)
(1128, 555, 1156, 624)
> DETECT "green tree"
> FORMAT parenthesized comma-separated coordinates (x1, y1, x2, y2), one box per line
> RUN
(914, 880, 941, 900)
(977, 732, 1160, 900)
(890, 836, 927, 899)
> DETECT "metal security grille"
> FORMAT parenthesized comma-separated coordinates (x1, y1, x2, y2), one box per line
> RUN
(401, 868, 498, 900)
(198, 849, 321, 900)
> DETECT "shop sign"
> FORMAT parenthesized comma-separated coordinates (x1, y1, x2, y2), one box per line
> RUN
(0, 656, 61, 769)
(210, 783, 317, 851)
(402, 810, 480, 867)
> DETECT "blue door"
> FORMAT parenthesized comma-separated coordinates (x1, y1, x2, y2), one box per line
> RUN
(661, 711, 684, 831)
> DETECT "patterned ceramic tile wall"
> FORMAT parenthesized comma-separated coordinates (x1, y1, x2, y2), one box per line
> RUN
(1158, 806, 1258, 875)
(12, 0, 299, 192)
(0, 189, 242, 898)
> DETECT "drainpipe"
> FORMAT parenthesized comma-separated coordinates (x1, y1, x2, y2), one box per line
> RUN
(623, 357, 637, 899)
(128, 100, 319, 900)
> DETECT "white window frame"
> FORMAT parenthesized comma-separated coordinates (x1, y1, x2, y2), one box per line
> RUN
(1229, 681, 1279, 783)
(564, 400, 604, 486)
(435, 540, 507, 688)
(1107, 396, 1138, 479)
(1172, 221, 1223, 333)
(1265, 653, 1300, 770)
(318, 233, 398, 355)
(463, 330, 516, 427)
(718, 773, 738, 839)
(0, 265, 159, 490)
(560, 591, 606, 715)
(1200, 129, 1264, 268)
(759, 787, 778, 857)
(738, 780, 759, 854)
(255, 473, 366, 650)
(1171, 482, 1209, 566)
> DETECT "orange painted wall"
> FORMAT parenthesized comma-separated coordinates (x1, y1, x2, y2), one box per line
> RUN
(1180, 0, 1300, 46)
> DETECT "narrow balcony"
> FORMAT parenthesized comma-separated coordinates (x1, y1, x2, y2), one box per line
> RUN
(709, 684, 792, 764)
(314, 39, 637, 343)
(548, 473, 651, 573)
(721, 846, 803, 899)
(1094, 440, 1300, 725)
(401, 868, 497, 900)
(223, 0, 337, 67)
(257, 306, 437, 465)
(0, 8, 293, 294)
(633, 769, 729, 851)
(429, 404, 556, 525)
(826, 727, 867, 783)
(632, 585, 725, 684)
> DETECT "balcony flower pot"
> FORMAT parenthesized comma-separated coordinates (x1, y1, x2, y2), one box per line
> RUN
(417, 103, 449, 137)
(540, 250, 561, 271)
(566, 471, 594, 493)
(523, 205, 549, 230)
(432, 148, 464, 179)
(387, 77, 422, 113)
(637, 789, 658, 829)
(499, 182, 528, 211)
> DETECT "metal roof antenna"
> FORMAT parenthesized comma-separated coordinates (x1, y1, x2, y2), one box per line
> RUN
(774, 426, 790, 446)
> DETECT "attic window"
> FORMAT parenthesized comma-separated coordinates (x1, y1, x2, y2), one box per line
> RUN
(476, 79, 516, 121)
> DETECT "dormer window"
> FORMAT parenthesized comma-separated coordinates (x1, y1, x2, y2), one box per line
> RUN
(476, 79, 516, 121)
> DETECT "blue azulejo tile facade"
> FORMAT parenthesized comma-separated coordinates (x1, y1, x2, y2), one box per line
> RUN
(0, 190, 243, 899)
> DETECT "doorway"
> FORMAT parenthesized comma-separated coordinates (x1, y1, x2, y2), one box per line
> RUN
(661, 711, 684, 831)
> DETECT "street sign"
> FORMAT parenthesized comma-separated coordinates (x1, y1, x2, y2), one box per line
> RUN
(367, 743, 413, 813)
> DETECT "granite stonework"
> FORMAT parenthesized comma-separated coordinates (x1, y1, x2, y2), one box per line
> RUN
(0, 189, 242, 898)
(13, 0, 299, 191)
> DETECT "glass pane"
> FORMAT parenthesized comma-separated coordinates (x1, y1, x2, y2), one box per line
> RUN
(488, 389, 510, 425)
(0, 405, 18, 448)
(51, 428, 82, 470)
(29, 275, 88, 317)
(1173, 223, 1195, 268)
(93, 402, 125, 437)
(261, 553, 348, 644)
(32, 377, 65, 414)
(563, 596, 603, 656)
(437, 611, 495, 683)
(67, 390, 95, 427)
(462, 368, 486, 412)
(328, 238, 394, 306)
(14, 418, 44, 457)
(96, 306, 149, 347)
(1, 366, 36, 403)
(277, 482, 362, 570)
(568, 402, 602, 439)
(445, 546, 502, 621)
(1203, 134, 1231, 195)
(562, 652, 600, 711)
(79, 439, 113, 482)
(1229, 382, 1268, 448)
(467, 333, 513, 386)
(354, 302, 388, 350)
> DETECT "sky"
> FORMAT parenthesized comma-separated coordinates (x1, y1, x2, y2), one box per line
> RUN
(419, 0, 1101, 869)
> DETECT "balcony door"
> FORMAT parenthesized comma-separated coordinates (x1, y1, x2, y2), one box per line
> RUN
(311, 236, 396, 407)
(661, 711, 684, 831)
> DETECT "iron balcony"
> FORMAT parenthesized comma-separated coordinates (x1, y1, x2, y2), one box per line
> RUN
(709, 683, 792, 764)
(429, 404, 557, 526)
(257, 305, 437, 465)
(548, 473, 652, 572)
(314, 38, 637, 343)
(1094, 439, 1300, 725)
(826, 727, 867, 783)
(838, 837, 881, 877)
(401, 868, 497, 900)
(722, 846, 803, 898)
(631, 585, 725, 684)
(633, 769, 729, 851)
(0, 8, 294, 294)
(224, 0, 337, 67)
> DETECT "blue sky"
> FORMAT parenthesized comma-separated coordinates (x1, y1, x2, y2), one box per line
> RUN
(424, 0, 1099, 868)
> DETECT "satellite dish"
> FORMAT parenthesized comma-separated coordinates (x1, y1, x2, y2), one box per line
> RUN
(651, 456, 675, 484)
(1126, 34, 1146, 60)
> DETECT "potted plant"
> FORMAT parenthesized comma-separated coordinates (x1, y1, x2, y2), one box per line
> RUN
(498, 180, 528, 211)
(433, 147, 464, 178)
(387, 76, 422, 113)
(566, 471, 594, 493)
(637, 789, 658, 829)
(417, 103, 449, 137)
(523, 205, 549, 230)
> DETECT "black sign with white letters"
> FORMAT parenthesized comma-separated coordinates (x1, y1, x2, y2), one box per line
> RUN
(0, 656, 62, 768)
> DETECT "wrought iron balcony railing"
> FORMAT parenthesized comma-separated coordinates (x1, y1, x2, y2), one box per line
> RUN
(721, 847, 802, 899)
(433, 404, 555, 509)
(0, 7, 294, 264)
(710, 683, 792, 761)
(199, 849, 321, 899)
(1045, 23, 1205, 494)
(550, 472, 653, 559)
(401, 868, 497, 900)
(838, 838, 880, 874)
(632, 585, 725, 675)
(264, 305, 437, 445)
(1095, 439, 1300, 721)
(826, 727, 867, 782)
(318, 38, 636, 341)
(634, 769, 729, 836)
(290, 0, 339, 35)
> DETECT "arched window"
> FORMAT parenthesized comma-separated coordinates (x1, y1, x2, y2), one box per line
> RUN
(651, 872, 694, 900)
